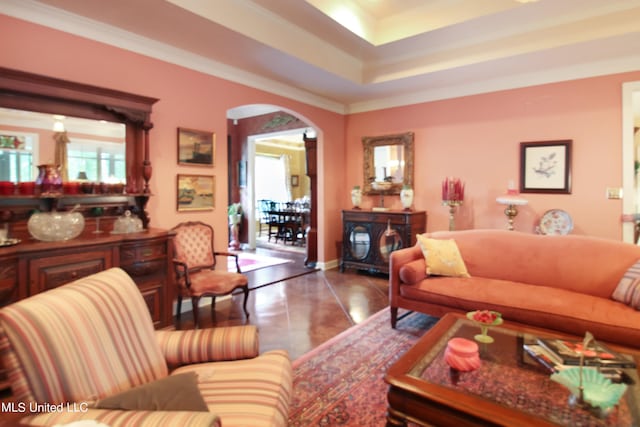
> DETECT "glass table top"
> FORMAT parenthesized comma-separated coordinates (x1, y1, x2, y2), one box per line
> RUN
(408, 318, 640, 427)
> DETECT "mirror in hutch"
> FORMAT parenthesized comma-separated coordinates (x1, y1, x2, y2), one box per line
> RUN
(342, 131, 425, 274)
(0, 66, 158, 231)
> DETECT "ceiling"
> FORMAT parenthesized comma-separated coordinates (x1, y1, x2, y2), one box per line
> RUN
(4, 0, 640, 115)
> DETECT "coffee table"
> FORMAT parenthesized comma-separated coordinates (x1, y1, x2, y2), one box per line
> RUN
(385, 313, 640, 427)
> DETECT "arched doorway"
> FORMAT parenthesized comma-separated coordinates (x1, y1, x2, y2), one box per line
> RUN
(227, 105, 318, 266)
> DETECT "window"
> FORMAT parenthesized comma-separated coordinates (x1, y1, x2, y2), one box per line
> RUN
(67, 139, 125, 182)
(255, 155, 290, 202)
(0, 132, 38, 182)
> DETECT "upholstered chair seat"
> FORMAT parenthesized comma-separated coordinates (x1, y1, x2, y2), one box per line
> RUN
(186, 269, 247, 295)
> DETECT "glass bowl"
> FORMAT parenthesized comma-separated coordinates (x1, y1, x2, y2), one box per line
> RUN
(551, 367, 627, 410)
(112, 210, 143, 234)
(466, 310, 503, 343)
(372, 181, 393, 191)
(28, 211, 85, 242)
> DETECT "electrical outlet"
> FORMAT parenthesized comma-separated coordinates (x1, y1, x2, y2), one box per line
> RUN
(606, 187, 623, 199)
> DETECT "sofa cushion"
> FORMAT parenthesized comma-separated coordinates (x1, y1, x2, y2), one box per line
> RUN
(94, 372, 209, 412)
(417, 234, 470, 278)
(399, 259, 428, 284)
(401, 276, 640, 346)
(174, 350, 293, 427)
(612, 259, 640, 310)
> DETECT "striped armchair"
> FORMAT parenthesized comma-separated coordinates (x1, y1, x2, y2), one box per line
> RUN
(0, 268, 292, 426)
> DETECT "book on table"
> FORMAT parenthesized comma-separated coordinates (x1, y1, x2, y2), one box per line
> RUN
(522, 343, 630, 382)
(536, 337, 636, 369)
(522, 343, 558, 373)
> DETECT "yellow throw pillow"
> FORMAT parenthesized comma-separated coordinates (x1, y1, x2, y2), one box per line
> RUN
(417, 235, 470, 278)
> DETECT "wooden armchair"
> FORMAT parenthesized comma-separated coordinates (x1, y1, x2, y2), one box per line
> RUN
(0, 268, 292, 426)
(171, 221, 249, 328)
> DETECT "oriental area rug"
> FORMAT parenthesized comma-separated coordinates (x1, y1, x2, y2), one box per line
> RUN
(288, 308, 439, 426)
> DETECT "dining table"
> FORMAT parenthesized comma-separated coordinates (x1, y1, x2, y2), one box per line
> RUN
(267, 208, 310, 245)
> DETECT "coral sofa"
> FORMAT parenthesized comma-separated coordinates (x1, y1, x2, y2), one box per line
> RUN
(389, 229, 640, 348)
(0, 268, 292, 426)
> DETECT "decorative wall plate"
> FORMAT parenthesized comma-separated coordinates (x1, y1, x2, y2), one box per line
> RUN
(539, 209, 573, 235)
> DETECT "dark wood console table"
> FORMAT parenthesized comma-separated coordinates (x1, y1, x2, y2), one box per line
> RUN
(340, 209, 426, 274)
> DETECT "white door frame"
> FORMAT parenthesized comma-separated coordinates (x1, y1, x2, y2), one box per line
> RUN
(246, 134, 257, 250)
(622, 81, 640, 243)
(246, 128, 307, 250)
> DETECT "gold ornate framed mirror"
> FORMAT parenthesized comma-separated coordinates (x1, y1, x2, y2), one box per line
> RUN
(362, 132, 414, 195)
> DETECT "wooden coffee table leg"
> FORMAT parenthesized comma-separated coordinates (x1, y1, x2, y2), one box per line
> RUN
(386, 407, 407, 427)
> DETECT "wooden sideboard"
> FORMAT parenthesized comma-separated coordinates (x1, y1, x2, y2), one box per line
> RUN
(0, 228, 175, 392)
(0, 228, 175, 328)
(340, 209, 427, 274)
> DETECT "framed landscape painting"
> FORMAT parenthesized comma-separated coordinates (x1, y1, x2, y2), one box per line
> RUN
(177, 174, 214, 211)
(520, 140, 572, 194)
(177, 128, 214, 166)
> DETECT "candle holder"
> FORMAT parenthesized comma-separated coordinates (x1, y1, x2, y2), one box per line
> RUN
(442, 200, 462, 231)
(441, 177, 465, 231)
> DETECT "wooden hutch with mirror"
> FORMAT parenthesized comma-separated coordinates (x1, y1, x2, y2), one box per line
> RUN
(341, 131, 426, 274)
(0, 68, 174, 349)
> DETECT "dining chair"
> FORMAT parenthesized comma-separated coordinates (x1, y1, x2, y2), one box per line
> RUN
(171, 221, 250, 328)
(258, 199, 272, 236)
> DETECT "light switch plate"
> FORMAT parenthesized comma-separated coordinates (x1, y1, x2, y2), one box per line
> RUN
(606, 187, 623, 199)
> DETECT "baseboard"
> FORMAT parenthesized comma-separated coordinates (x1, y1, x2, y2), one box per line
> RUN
(318, 258, 339, 270)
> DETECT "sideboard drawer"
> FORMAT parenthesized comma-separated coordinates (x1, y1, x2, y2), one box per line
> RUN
(120, 259, 165, 278)
(121, 241, 166, 264)
(28, 249, 114, 294)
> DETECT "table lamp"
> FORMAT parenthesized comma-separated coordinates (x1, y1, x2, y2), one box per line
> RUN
(496, 182, 527, 230)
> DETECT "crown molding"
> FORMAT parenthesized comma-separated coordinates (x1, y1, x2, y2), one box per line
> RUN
(347, 53, 640, 114)
(1, 0, 346, 115)
(3, 0, 640, 117)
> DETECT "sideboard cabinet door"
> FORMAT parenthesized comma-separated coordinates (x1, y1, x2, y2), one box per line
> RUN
(340, 210, 427, 274)
(120, 234, 173, 329)
(0, 255, 19, 307)
(27, 247, 117, 295)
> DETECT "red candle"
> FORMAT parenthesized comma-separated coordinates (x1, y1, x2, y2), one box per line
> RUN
(443, 177, 464, 202)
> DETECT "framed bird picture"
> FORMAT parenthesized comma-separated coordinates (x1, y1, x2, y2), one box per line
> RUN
(520, 140, 572, 194)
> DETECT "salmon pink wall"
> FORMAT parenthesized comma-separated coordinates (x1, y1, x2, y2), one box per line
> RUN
(1, 15, 345, 263)
(346, 72, 640, 240)
(3, 13, 640, 266)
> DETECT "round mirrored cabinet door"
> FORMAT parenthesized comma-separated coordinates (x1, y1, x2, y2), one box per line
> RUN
(379, 229, 402, 261)
(350, 225, 370, 260)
